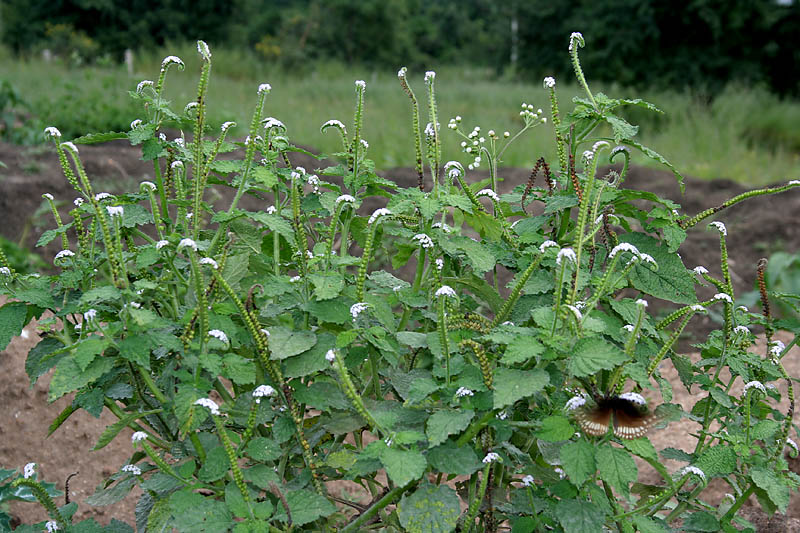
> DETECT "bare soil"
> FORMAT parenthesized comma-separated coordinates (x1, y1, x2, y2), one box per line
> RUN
(1, 140, 798, 530)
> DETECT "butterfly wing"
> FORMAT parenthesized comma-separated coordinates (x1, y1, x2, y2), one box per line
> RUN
(612, 408, 660, 440)
(575, 405, 612, 437)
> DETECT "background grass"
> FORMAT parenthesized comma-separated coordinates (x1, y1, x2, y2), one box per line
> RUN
(3, 43, 799, 186)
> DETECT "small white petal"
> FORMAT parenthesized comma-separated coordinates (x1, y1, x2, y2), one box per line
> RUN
(194, 398, 221, 415)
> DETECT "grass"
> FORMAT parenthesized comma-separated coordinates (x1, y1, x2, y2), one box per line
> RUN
(3, 43, 799, 186)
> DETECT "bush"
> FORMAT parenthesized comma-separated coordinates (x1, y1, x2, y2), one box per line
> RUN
(1, 35, 798, 532)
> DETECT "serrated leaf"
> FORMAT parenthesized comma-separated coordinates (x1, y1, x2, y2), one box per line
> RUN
(597, 446, 637, 497)
(308, 271, 344, 300)
(49, 356, 114, 401)
(223, 354, 256, 385)
(273, 489, 337, 526)
(36, 225, 71, 247)
(632, 515, 669, 533)
(74, 131, 128, 144)
(493, 367, 549, 409)
(536, 415, 575, 442)
(605, 113, 639, 142)
(750, 466, 789, 513)
(682, 511, 720, 532)
(502, 336, 545, 365)
(197, 446, 230, 482)
(397, 483, 460, 533)
(621, 234, 696, 305)
(267, 326, 317, 359)
(427, 441, 483, 475)
(85, 477, 136, 506)
(380, 447, 427, 486)
(246, 437, 282, 462)
(568, 337, 628, 377)
(426, 409, 474, 448)
(0, 302, 27, 351)
(694, 445, 736, 477)
(622, 438, 659, 462)
(555, 498, 606, 533)
(93, 409, 162, 450)
(559, 440, 596, 486)
(396, 331, 428, 348)
(752, 420, 780, 440)
(544, 193, 579, 215)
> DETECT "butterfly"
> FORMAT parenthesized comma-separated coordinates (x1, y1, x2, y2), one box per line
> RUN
(570, 392, 661, 440)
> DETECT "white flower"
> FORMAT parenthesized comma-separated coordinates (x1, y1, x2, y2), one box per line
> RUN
(482, 452, 501, 464)
(44, 126, 62, 139)
(436, 285, 457, 298)
(424, 71, 436, 81)
(384, 436, 394, 447)
(23, 462, 36, 479)
(501, 321, 514, 326)
(368, 208, 391, 225)
(435, 258, 444, 271)
(556, 247, 576, 266)
(136, 80, 154, 93)
(692, 266, 709, 276)
(677, 466, 706, 483)
(360, 139, 369, 150)
(412, 233, 434, 249)
(325, 349, 337, 363)
(432, 222, 451, 233)
(74, 197, 84, 206)
(743, 381, 767, 396)
(208, 329, 228, 344)
(522, 474, 535, 487)
(569, 31, 584, 47)
(0, 267, 10, 276)
(336, 194, 356, 205)
(323, 119, 346, 131)
(262, 117, 285, 129)
(455, 387, 474, 398)
(140, 181, 156, 191)
(355, 80, 366, 90)
(155, 240, 169, 250)
(555, 467, 566, 479)
(565, 305, 582, 322)
(161, 55, 184, 69)
(41, 193, 54, 202)
(60, 141, 79, 154)
(733, 325, 750, 336)
(121, 464, 142, 476)
(564, 395, 587, 411)
(769, 340, 786, 357)
(424, 122, 436, 137)
(260, 328, 270, 337)
(708, 221, 727, 236)
(194, 398, 221, 416)
(258, 83, 272, 95)
(221, 121, 236, 132)
(496, 411, 508, 420)
(159, 133, 167, 142)
(45, 520, 59, 532)
(543, 76, 556, 88)
(129, 302, 141, 309)
(350, 302, 370, 320)
(265, 206, 277, 214)
(582, 150, 594, 164)
(609, 243, 640, 258)
(178, 238, 198, 251)
(83, 308, 97, 321)
(289, 276, 301, 283)
(197, 40, 211, 59)
(539, 240, 559, 253)
(106, 205, 124, 218)
(253, 385, 276, 403)
(131, 431, 148, 443)
(639, 253, 656, 266)
(171, 161, 184, 171)
(129, 118, 143, 130)
(788, 180, 800, 186)
(623, 324, 635, 332)
(619, 392, 646, 406)
(592, 141, 610, 152)
(713, 293, 732, 303)
(199, 257, 218, 269)
(690, 305, 706, 313)
(94, 192, 113, 201)
(476, 189, 500, 202)
(54, 250, 75, 261)
(786, 438, 799, 455)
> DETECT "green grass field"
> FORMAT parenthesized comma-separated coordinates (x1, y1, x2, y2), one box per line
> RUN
(3, 43, 799, 185)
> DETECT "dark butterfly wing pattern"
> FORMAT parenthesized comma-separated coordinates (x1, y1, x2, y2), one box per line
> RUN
(575, 395, 661, 440)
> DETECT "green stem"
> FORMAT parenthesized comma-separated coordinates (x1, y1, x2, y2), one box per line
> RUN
(340, 482, 415, 533)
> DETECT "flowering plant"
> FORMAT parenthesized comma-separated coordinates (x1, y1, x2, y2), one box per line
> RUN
(1, 34, 798, 532)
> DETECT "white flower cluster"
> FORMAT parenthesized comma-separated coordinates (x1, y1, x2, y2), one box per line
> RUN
(122, 464, 142, 476)
(262, 117, 284, 130)
(45, 520, 59, 532)
(709, 221, 727, 236)
(447, 116, 462, 130)
(208, 329, 228, 344)
(350, 302, 369, 320)
(543, 76, 556, 88)
(476, 189, 500, 202)
(619, 392, 646, 406)
(412, 233, 434, 249)
(106, 206, 124, 218)
(636, 298, 648, 308)
(556, 247, 576, 266)
(769, 340, 785, 358)
(608, 243, 639, 259)
(60, 141, 79, 154)
(355, 80, 366, 91)
(0, 267, 11, 276)
(455, 387, 474, 398)
(564, 395, 587, 411)
(336, 194, 356, 206)
(565, 305, 582, 321)
(161, 55, 184, 70)
(368, 208, 391, 225)
(676, 465, 706, 483)
(44, 126, 62, 139)
(520, 102, 545, 125)
(178, 238, 198, 251)
(435, 258, 444, 271)
(521, 474, 535, 487)
(221, 121, 236, 132)
(197, 40, 211, 60)
(325, 349, 337, 363)
(432, 222, 451, 233)
(539, 240, 558, 253)
(155, 240, 169, 250)
(199, 257, 218, 269)
(424, 71, 436, 82)
(136, 80, 154, 93)
(258, 83, 272, 95)
(253, 385, 276, 403)
(743, 380, 766, 396)
(482, 452, 501, 464)
(435, 285, 457, 298)
(194, 398, 221, 416)
(323, 119, 347, 132)
(23, 462, 36, 479)
(131, 431, 148, 443)
(54, 250, 75, 261)
(713, 293, 732, 303)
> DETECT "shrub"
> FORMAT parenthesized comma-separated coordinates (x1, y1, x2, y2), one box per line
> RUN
(1, 34, 798, 532)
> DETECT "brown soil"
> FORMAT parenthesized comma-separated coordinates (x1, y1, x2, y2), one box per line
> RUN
(1, 140, 799, 529)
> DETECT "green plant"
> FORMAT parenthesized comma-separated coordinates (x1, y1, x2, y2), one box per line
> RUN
(1, 34, 798, 532)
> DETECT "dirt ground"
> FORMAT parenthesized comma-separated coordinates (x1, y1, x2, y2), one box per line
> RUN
(1, 140, 799, 530)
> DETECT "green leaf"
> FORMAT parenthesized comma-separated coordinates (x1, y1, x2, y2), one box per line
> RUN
(267, 326, 317, 359)
(502, 336, 545, 366)
(49, 355, 114, 401)
(682, 511, 721, 532)
(93, 409, 162, 450)
(85, 477, 136, 506)
(604, 113, 639, 142)
(381, 446, 427, 486)
(293, 382, 349, 412)
(426, 409, 474, 448)
(750, 466, 789, 513)
(543, 192, 579, 215)
(559, 440, 596, 486)
(536, 415, 575, 442)
(555, 498, 606, 533)
(568, 337, 628, 378)
(75, 131, 128, 144)
(427, 441, 483, 475)
(197, 446, 230, 482)
(307, 296, 352, 325)
(169, 489, 232, 531)
(36, 225, 71, 247)
(632, 516, 669, 533)
(0, 302, 27, 351)
(119, 335, 151, 369)
(309, 271, 344, 300)
(26, 337, 66, 386)
(223, 354, 256, 385)
(273, 489, 337, 526)
(396, 331, 428, 348)
(622, 438, 659, 462)
(252, 166, 278, 187)
(752, 420, 780, 440)
(694, 445, 736, 477)
(397, 482, 460, 533)
(493, 367, 549, 409)
(596, 446, 637, 497)
(621, 234, 696, 304)
(246, 437, 282, 462)
(283, 332, 336, 378)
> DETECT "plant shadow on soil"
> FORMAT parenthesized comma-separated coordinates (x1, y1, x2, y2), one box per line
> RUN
(0, 140, 798, 530)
